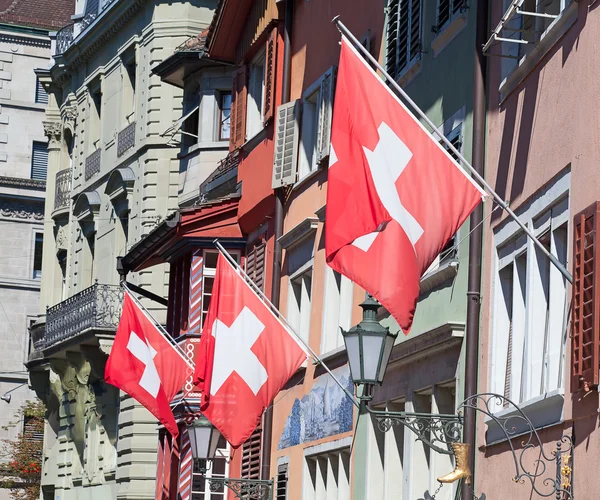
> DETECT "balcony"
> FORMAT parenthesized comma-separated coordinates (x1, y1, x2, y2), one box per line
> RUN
(117, 122, 136, 157)
(38, 283, 123, 351)
(54, 168, 71, 212)
(85, 149, 101, 181)
(54, 0, 118, 56)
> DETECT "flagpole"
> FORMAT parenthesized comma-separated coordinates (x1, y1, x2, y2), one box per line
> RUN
(331, 16, 573, 285)
(121, 281, 196, 371)
(213, 240, 361, 410)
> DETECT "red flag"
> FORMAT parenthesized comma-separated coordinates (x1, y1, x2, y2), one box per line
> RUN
(194, 255, 307, 448)
(326, 38, 485, 333)
(105, 292, 191, 437)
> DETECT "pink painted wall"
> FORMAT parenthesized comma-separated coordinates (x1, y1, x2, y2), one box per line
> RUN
(478, 1, 600, 497)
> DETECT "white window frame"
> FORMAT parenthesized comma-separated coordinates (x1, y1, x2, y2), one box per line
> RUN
(298, 84, 319, 180)
(192, 443, 230, 499)
(303, 444, 351, 500)
(320, 267, 353, 355)
(287, 260, 313, 344)
(246, 48, 266, 141)
(491, 177, 569, 410)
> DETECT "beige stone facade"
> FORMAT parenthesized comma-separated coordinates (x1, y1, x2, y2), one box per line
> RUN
(27, 1, 218, 499)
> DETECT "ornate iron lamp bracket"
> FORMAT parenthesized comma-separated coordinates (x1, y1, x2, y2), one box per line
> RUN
(207, 477, 274, 500)
(459, 393, 574, 499)
(365, 405, 464, 455)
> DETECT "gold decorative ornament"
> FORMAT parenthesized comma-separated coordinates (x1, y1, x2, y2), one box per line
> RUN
(437, 442, 472, 485)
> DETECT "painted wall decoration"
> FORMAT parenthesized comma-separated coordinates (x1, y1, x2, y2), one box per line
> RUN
(278, 365, 354, 449)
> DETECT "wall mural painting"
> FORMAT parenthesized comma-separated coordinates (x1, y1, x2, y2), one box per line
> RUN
(278, 365, 354, 449)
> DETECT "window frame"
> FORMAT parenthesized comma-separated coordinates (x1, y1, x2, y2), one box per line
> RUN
(320, 267, 353, 355)
(30, 141, 48, 181)
(303, 445, 351, 500)
(218, 90, 232, 142)
(35, 77, 48, 105)
(32, 231, 43, 280)
(200, 249, 240, 330)
(246, 48, 266, 141)
(385, 0, 423, 80)
(287, 260, 313, 344)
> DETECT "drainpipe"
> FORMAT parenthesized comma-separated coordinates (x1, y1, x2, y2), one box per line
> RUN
(462, 0, 488, 498)
(261, 0, 293, 482)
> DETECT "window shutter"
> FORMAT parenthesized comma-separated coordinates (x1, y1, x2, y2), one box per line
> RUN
(436, 0, 450, 31)
(386, 0, 399, 77)
(241, 420, 262, 480)
(398, 1, 409, 72)
(246, 238, 266, 291)
(571, 201, 600, 391)
(272, 100, 301, 189)
(263, 28, 278, 125)
(316, 67, 336, 165)
(31, 142, 48, 181)
(276, 463, 288, 500)
(409, 0, 422, 60)
(36, 78, 48, 104)
(231, 65, 247, 151)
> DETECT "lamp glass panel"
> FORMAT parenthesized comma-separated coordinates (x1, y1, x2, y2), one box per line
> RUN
(189, 424, 212, 460)
(377, 334, 396, 383)
(361, 334, 385, 381)
(208, 426, 222, 459)
(344, 332, 362, 383)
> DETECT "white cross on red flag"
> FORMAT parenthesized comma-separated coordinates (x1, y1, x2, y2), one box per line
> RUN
(194, 254, 307, 448)
(326, 37, 485, 333)
(105, 291, 191, 437)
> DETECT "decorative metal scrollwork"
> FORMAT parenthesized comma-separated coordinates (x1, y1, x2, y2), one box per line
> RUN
(207, 477, 273, 500)
(366, 406, 463, 455)
(458, 393, 574, 499)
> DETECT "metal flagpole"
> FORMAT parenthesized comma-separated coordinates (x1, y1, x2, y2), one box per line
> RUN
(331, 16, 573, 285)
(213, 240, 361, 409)
(121, 281, 195, 371)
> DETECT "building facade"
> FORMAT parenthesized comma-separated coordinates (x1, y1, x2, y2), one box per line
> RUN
(477, 0, 600, 498)
(27, 1, 218, 499)
(0, 1, 73, 496)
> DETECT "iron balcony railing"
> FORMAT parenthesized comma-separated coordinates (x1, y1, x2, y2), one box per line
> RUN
(54, 0, 118, 56)
(117, 121, 136, 157)
(54, 168, 71, 211)
(42, 283, 123, 349)
(85, 148, 101, 180)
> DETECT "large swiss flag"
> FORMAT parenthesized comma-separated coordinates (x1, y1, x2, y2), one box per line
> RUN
(326, 37, 485, 333)
(105, 292, 191, 437)
(194, 254, 307, 448)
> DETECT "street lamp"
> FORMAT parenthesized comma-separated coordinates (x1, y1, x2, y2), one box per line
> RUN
(186, 418, 273, 500)
(341, 294, 398, 392)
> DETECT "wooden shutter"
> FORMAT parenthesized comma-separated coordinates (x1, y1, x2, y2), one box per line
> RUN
(316, 67, 336, 165)
(263, 28, 278, 125)
(386, 0, 400, 77)
(246, 238, 266, 291)
(409, 0, 422, 61)
(241, 419, 262, 479)
(571, 202, 600, 391)
(276, 463, 288, 500)
(272, 100, 301, 188)
(31, 142, 48, 181)
(230, 65, 247, 151)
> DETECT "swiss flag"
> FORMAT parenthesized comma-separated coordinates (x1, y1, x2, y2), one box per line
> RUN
(194, 254, 307, 448)
(326, 38, 485, 333)
(105, 292, 191, 437)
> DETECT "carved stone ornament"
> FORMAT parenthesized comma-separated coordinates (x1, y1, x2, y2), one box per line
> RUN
(43, 120, 62, 145)
(65, 106, 78, 122)
(0, 200, 44, 220)
(55, 223, 68, 250)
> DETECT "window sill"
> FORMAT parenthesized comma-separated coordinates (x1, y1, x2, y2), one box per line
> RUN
(483, 389, 565, 446)
(419, 258, 459, 295)
(499, 2, 578, 101)
(431, 13, 468, 58)
(242, 127, 268, 156)
(396, 57, 422, 88)
(293, 167, 322, 192)
(178, 141, 229, 159)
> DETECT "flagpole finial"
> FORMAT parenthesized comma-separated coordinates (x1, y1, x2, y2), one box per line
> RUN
(331, 15, 341, 26)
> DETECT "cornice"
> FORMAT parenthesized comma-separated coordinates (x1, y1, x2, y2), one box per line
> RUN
(0, 176, 46, 190)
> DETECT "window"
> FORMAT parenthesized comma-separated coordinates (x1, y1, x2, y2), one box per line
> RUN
(366, 384, 455, 499)
(219, 91, 232, 141)
(122, 51, 136, 125)
(201, 250, 240, 329)
(276, 463, 288, 500)
(191, 436, 229, 500)
(298, 68, 335, 180)
(499, 0, 572, 81)
(385, 0, 422, 79)
(86, 232, 96, 287)
(434, 0, 467, 33)
(321, 268, 353, 354)
(89, 83, 102, 150)
(246, 50, 266, 140)
(33, 233, 43, 279)
(303, 448, 350, 500)
(35, 77, 48, 104)
(58, 250, 67, 300)
(241, 421, 262, 479)
(31, 142, 48, 181)
(288, 269, 313, 343)
(491, 190, 569, 406)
